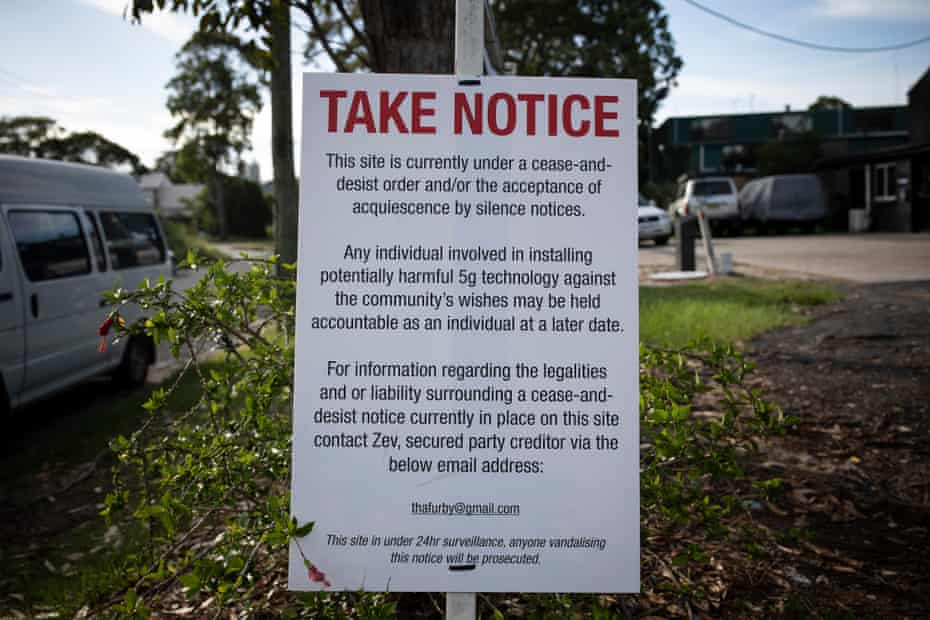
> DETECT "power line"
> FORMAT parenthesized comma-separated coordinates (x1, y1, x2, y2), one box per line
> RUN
(681, 0, 930, 53)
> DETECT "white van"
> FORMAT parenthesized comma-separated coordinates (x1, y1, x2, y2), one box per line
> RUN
(0, 155, 172, 415)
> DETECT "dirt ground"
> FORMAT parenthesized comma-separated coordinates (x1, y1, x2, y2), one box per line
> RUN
(743, 280, 930, 617)
(1, 279, 928, 617)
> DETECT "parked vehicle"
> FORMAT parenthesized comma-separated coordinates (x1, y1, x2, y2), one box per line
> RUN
(0, 155, 171, 415)
(669, 177, 740, 230)
(739, 174, 826, 231)
(638, 193, 672, 245)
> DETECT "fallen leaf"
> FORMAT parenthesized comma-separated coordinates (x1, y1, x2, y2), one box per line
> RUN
(766, 501, 788, 516)
(164, 606, 195, 616)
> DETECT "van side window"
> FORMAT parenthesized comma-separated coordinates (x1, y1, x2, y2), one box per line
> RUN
(8, 210, 91, 281)
(82, 210, 107, 272)
(99, 212, 166, 269)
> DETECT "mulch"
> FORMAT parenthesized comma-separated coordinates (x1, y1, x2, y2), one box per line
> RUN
(739, 280, 930, 618)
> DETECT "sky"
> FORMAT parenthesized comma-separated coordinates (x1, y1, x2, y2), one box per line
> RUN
(1, 0, 929, 182)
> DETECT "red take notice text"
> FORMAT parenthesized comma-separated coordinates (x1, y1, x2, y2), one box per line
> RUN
(318, 89, 620, 138)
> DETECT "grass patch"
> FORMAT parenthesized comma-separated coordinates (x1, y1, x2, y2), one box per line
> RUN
(2, 369, 206, 485)
(220, 235, 274, 251)
(162, 219, 225, 262)
(0, 362, 221, 615)
(640, 278, 840, 348)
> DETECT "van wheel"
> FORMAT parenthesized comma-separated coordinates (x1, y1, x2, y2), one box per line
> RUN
(654, 236, 669, 246)
(114, 337, 151, 388)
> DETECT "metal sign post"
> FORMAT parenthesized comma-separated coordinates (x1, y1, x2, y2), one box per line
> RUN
(449, 1, 483, 617)
(696, 210, 719, 275)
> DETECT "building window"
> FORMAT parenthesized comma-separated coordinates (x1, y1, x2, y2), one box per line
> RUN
(874, 163, 896, 202)
(691, 117, 729, 141)
(856, 109, 896, 133)
(772, 113, 812, 138)
(699, 145, 722, 172)
(722, 144, 753, 172)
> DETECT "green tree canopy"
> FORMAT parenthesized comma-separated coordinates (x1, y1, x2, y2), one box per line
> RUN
(155, 141, 214, 184)
(300, 0, 370, 72)
(757, 131, 822, 176)
(164, 31, 263, 168)
(165, 30, 263, 238)
(0, 116, 62, 156)
(131, 0, 299, 267)
(42, 131, 146, 174)
(490, 0, 682, 126)
(808, 95, 852, 112)
(0, 116, 146, 174)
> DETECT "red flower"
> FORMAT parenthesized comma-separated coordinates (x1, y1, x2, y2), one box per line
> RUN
(97, 316, 114, 353)
(306, 563, 331, 588)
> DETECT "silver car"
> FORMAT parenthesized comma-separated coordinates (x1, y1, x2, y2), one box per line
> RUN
(638, 194, 672, 245)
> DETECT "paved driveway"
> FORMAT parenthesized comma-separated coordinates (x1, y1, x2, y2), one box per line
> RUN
(639, 233, 930, 283)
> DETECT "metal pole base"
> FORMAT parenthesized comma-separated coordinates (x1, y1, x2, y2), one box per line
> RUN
(447, 592, 476, 619)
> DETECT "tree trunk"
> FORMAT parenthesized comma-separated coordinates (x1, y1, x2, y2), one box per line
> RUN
(212, 169, 228, 240)
(358, 0, 454, 73)
(270, 2, 299, 274)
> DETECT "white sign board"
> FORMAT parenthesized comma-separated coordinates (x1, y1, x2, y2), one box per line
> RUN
(289, 74, 639, 593)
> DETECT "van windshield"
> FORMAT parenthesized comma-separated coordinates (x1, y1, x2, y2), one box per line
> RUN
(693, 181, 733, 196)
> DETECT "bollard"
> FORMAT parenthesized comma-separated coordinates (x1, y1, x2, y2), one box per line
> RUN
(719, 252, 733, 275)
(676, 215, 698, 271)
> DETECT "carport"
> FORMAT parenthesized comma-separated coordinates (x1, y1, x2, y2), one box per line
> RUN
(817, 141, 930, 233)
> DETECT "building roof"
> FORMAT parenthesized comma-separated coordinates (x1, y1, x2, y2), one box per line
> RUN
(137, 172, 204, 216)
(816, 140, 930, 169)
(158, 183, 203, 215)
(658, 104, 906, 125)
(658, 105, 909, 149)
(139, 171, 170, 190)
(907, 66, 930, 98)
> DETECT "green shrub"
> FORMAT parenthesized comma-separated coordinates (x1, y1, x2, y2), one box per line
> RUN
(160, 217, 224, 262)
(84, 259, 785, 618)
